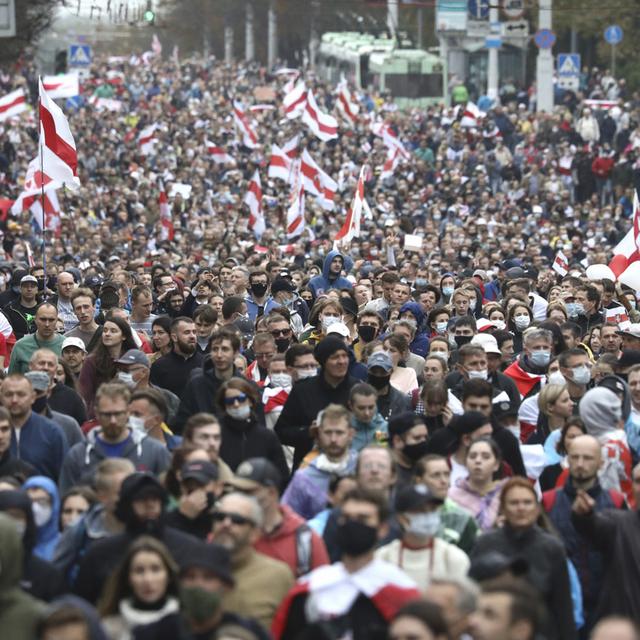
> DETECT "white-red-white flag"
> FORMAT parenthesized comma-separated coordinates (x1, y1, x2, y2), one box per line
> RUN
(283, 81, 307, 119)
(552, 250, 569, 276)
(268, 144, 292, 182)
(159, 182, 174, 241)
(371, 121, 409, 159)
(0, 88, 27, 122)
(38, 78, 80, 189)
(31, 189, 62, 237)
(286, 165, 305, 239)
(606, 306, 631, 329)
(88, 96, 123, 112)
(206, 141, 234, 165)
(302, 90, 338, 141)
(152, 33, 162, 57)
(42, 74, 80, 99)
(300, 149, 337, 211)
(379, 148, 400, 181)
(282, 134, 300, 159)
(460, 101, 485, 128)
(336, 80, 359, 126)
(335, 166, 367, 243)
(232, 101, 259, 149)
(138, 123, 158, 155)
(244, 170, 265, 237)
(11, 156, 61, 216)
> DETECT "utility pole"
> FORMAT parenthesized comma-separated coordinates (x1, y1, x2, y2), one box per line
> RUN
(536, 0, 553, 112)
(224, 15, 234, 64)
(417, 7, 423, 48)
(387, 0, 399, 42)
(487, 2, 499, 101)
(267, 0, 277, 70)
(245, 1, 255, 61)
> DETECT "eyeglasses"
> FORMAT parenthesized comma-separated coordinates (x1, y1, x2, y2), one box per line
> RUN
(271, 329, 291, 337)
(212, 511, 255, 526)
(97, 410, 128, 420)
(224, 393, 248, 406)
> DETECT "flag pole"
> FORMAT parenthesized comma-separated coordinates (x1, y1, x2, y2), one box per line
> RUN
(37, 80, 47, 295)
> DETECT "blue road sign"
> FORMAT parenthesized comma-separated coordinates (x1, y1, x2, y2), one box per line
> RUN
(485, 36, 502, 49)
(69, 44, 92, 67)
(534, 29, 556, 49)
(558, 53, 581, 77)
(604, 25, 623, 45)
(468, 0, 489, 19)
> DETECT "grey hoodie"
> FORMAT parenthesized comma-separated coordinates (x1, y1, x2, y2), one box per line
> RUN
(58, 427, 171, 494)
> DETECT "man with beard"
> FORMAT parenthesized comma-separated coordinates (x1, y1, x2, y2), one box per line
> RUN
(150, 316, 204, 398)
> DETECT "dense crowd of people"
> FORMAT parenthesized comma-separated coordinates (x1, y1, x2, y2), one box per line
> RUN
(0, 46, 638, 639)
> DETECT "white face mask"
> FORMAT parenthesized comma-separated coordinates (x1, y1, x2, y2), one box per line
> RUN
(227, 405, 251, 420)
(571, 365, 591, 386)
(270, 373, 292, 388)
(117, 372, 136, 388)
(406, 511, 441, 538)
(32, 502, 52, 528)
(492, 319, 506, 331)
(467, 369, 488, 381)
(435, 321, 448, 334)
(469, 298, 477, 312)
(514, 316, 531, 331)
(128, 415, 147, 433)
(297, 367, 318, 380)
(504, 424, 521, 441)
(548, 371, 566, 386)
(321, 316, 341, 332)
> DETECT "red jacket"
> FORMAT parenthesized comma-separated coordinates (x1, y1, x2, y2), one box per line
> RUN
(254, 505, 329, 578)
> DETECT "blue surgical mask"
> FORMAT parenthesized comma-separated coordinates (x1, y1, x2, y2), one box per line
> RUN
(442, 286, 454, 297)
(529, 350, 551, 367)
(414, 278, 428, 288)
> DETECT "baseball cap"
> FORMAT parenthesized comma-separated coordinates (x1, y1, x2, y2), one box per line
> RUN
(84, 275, 103, 289)
(62, 337, 87, 353)
(469, 551, 528, 582)
(471, 333, 501, 355)
(25, 370, 50, 392)
(228, 457, 282, 491)
(181, 460, 219, 485)
(492, 399, 519, 420)
(20, 275, 37, 285)
(616, 325, 640, 339)
(326, 321, 350, 338)
(472, 269, 488, 281)
(115, 349, 150, 368)
(394, 484, 443, 513)
(367, 351, 393, 372)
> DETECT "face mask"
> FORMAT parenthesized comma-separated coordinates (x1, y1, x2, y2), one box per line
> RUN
(117, 372, 136, 388)
(336, 519, 378, 556)
(32, 395, 47, 414)
(274, 337, 291, 353)
(565, 302, 578, 318)
(548, 371, 566, 385)
(529, 350, 551, 367)
(430, 351, 448, 363)
(271, 373, 292, 388)
(368, 373, 391, 390)
(358, 325, 377, 343)
(414, 278, 428, 288)
(250, 283, 268, 298)
(504, 423, 521, 441)
(574, 303, 586, 316)
(434, 321, 448, 335)
(454, 335, 472, 348)
(572, 365, 591, 386)
(514, 316, 530, 331)
(129, 415, 146, 432)
(467, 369, 488, 381)
(442, 286, 454, 297)
(180, 586, 222, 624)
(32, 502, 52, 528)
(492, 319, 506, 331)
(402, 439, 431, 462)
(406, 511, 441, 538)
(469, 298, 477, 312)
(227, 405, 251, 420)
(297, 367, 318, 380)
(321, 316, 341, 332)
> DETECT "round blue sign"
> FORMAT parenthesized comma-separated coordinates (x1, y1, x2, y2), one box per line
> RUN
(468, 0, 490, 19)
(604, 25, 623, 45)
(534, 29, 556, 49)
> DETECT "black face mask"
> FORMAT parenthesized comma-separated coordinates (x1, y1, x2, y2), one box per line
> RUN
(368, 373, 390, 390)
(250, 283, 268, 298)
(454, 335, 472, 348)
(402, 439, 430, 462)
(275, 337, 290, 353)
(32, 395, 47, 414)
(358, 325, 377, 343)
(336, 519, 378, 556)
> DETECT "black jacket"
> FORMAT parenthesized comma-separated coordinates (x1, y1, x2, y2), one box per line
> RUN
(471, 524, 577, 640)
(150, 349, 204, 399)
(49, 382, 87, 426)
(275, 373, 358, 470)
(0, 449, 37, 481)
(164, 507, 214, 540)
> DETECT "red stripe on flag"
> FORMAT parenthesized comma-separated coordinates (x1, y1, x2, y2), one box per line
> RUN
(40, 103, 78, 174)
(0, 95, 25, 114)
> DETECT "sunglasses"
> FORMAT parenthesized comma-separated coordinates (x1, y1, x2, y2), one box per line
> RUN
(271, 328, 291, 337)
(224, 393, 248, 406)
(212, 511, 255, 526)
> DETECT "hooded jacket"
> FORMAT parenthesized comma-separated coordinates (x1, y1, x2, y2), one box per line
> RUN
(308, 250, 353, 297)
(398, 301, 429, 357)
(22, 475, 60, 561)
(0, 513, 45, 640)
(0, 489, 65, 602)
(58, 426, 171, 494)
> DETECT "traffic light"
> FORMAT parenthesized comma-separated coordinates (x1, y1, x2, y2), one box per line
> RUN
(54, 50, 67, 74)
(143, 2, 155, 24)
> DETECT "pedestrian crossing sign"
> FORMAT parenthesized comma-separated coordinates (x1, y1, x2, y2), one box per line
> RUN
(557, 53, 580, 78)
(68, 44, 92, 67)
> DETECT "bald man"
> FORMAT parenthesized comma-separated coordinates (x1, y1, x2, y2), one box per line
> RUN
(591, 617, 640, 640)
(543, 435, 627, 632)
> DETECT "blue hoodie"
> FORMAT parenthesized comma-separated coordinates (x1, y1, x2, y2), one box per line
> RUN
(308, 250, 353, 297)
(399, 301, 430, 358)
(23, 476, 60, 561)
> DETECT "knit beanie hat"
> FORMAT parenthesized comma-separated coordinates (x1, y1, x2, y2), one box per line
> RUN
(314, 335, 349, 368)
(579, 387, 621, 441)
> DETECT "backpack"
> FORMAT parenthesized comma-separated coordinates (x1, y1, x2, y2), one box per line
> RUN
(542, 487, 625, 512)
